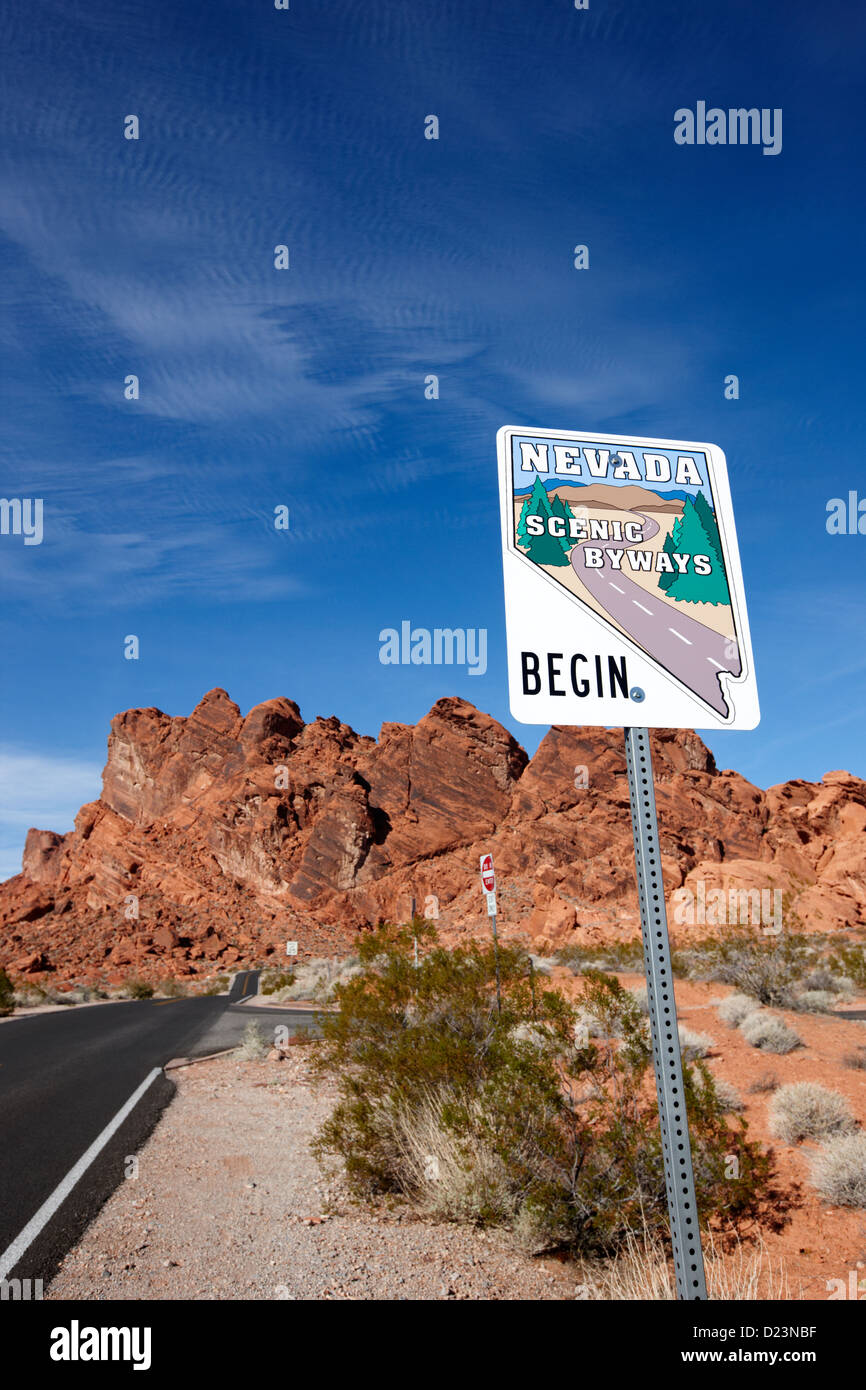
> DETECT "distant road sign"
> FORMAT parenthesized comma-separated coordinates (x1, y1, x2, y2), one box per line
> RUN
(286, 941, 298, 957)
(485, 891, 497, 917)
(480, 854, 495, 893)
(497, 426, 759, 730)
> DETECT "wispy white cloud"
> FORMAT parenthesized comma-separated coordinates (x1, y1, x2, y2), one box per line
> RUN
(0, 746, 102, 882)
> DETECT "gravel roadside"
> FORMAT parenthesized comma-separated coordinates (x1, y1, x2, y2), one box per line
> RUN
(48, 1048, 573, 1301)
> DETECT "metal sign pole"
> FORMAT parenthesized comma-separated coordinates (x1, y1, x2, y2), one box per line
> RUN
(624, 726, 708, 1301)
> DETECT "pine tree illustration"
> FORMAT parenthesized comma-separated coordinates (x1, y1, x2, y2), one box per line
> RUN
(666, 497, 731, 605)
(549, 493, 575, 554)
(693, 490, 724, 566)
(657, 516, 682, 592)
(517, 477, 569, 566)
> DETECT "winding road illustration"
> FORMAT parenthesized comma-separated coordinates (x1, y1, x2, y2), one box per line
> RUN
(570, 511, 741, 717)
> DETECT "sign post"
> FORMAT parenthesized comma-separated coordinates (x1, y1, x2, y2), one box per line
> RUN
(480, 854, 502, 1013)
(497, 426, 760, 1301)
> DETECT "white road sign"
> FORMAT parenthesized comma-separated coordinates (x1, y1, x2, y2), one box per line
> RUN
(485, 890, 497, 917)
(497, 426, 759, 730)
(286, 941, 298, 957)
(480, 854, 495, 893)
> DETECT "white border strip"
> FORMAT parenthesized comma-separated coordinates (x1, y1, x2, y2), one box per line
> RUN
(0, 1066, 162, 1281)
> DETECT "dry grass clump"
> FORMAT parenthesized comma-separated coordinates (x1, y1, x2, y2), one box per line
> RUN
(236, 1021, 269, 1061)
(272, 956, 362, 1004)
(740, 1011, 802, 1054)
(768, 1082, 855, 1145)
(809, 1133, 866, 1208)
(573, 1230, 789, 1301)
(717, 992, 761, 1027)
(678, 1025, 715, 1059)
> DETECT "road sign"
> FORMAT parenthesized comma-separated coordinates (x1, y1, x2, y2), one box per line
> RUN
(480, 853, 495, 893)
(286, 941, 298, 957)
(485, 890, 497, 917)
(497, 426, 759, 730)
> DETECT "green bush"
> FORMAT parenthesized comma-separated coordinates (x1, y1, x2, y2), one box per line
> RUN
(827, 944, 866, 991)
(261, 969, 296, 996)
(311, 923, 772, 1256)
(203, 974, 230, 996)
(123, 977, 154, 1000)
(0, 967, 15, 1016)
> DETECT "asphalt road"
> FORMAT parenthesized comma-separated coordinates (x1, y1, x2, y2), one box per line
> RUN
(571, 510, 742, 717)
(0, 971, 316, 1287)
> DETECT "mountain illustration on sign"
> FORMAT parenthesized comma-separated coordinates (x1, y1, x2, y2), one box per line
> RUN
(513, 476, 742, 718)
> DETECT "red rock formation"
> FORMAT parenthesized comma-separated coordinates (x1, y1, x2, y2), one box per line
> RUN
(0, 689, 864, 983)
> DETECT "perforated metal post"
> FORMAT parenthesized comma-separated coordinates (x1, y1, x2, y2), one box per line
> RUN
(624, 727, 708, 1300)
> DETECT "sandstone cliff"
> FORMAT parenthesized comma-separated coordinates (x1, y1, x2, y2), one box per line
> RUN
(1, 689, 864, 982)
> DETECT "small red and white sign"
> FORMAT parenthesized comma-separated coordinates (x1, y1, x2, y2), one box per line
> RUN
(480, 854, 495, 893)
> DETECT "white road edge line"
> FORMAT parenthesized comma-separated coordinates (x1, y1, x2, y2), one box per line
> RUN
(632, 600, 653, 615)
(707, 657, 724, 669)
(609, 581, 625, 594)
(668, 627, 692, 645)
(0, 1067, 162, 1281)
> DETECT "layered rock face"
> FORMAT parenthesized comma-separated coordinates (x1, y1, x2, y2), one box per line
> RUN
(1, 689, 864, 982)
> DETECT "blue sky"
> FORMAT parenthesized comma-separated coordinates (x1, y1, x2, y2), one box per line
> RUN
(1, 0, 864, 879)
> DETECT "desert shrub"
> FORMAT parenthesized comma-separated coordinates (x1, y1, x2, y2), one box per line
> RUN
(717, 992, 761, 1028)
(748, 1071, 780, 1094)
(809, 1132, 866, 1207)
(203, 974, 230, 996)
(311, 923, 772, 1257)
(827, 944, 866, 991)
(673, 931, 813, 1008)
(529, 955, 554, 977)
(791, 990, 837, 1015)
(740, 1011, 803, 1054)
(123, 977, 154, 1000)
(0, 967, 15, 1016)
(678, 1026, 715, 1059)
(800, 968, 849, 995)
(274, 956, 361, 1003)
(768, 1082, 855, 1145)
(555, 940, 644, 975)
(237, 1021, 268, 1061)
(712, 1079, 745, 1113)
(843, 1049, 866, 1071)
(261, 969, 296, 996)
(156, 978, 188, 999)
(628, 985, 649, 1015)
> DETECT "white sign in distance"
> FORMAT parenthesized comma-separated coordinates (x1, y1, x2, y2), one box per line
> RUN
(485, 890, 497, 917)
(497, 426, 759, 730)
(286, 941, 298, 957)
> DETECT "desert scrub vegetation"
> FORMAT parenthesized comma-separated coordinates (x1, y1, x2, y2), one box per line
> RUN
(555, 940, 645, 974)
(809, 1132, 866, 1207)
(203, 974, 230, 996)
(678, 1025, 715, 1060)
(671, 930, 816, 1007)
(716, 992, 761, 1028)
(123, 977, 155, 1000)
(260, 968, 296, 996)
(768, 1082, 856, 1145)
(268, 956, 361, 1004)
(739, 1011, 803, 1054)
(237, 1021, 269, 1061)
(311, 922, 772, 1257)
(574, 1229, 789, 1301)
(826, 943, 866, 991)
(0, 967, 14, 1016)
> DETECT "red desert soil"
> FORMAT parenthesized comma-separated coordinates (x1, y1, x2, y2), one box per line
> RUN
(558, 969, 866, 1299)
